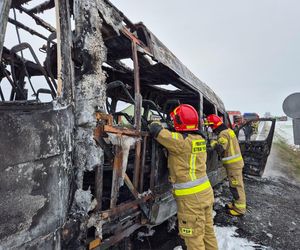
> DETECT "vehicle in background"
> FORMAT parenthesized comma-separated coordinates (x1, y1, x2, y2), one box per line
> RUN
(0, 1, 276, 249)
(275, 116, 288, 121)
(243, 112, 260, 121)
(241, 113, 259, 137)
(227, 111, 244, 130)
(236, 118, 276, 176)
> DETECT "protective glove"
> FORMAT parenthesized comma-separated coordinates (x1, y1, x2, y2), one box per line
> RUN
(148, 121, 163, 138)
(210, 139, 218, 149)
(206, 144, 214, 153)
(210, 140, 224, 158)
(215, 144, 225, 158)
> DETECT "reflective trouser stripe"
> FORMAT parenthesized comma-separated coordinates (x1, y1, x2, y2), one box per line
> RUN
(174, 180, 211, 196)
(222, 154, 240, 161)
(231, 180, 239, 185)
(189, 153, 197, 180)
(173, 176, 209, 189)
(222, 154, 243, 164)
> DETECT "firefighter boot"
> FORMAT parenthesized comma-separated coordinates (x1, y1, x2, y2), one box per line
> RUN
(225, 202, 233, 209)
(227, 208, 244, 217)
(225, 202, 244, 216)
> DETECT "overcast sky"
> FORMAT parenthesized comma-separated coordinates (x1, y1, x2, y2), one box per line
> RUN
(4, 1, 299, 116)
(111, 0, 300, 116)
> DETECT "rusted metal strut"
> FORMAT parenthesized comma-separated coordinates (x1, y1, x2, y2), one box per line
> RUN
(94, 112, 150, 211)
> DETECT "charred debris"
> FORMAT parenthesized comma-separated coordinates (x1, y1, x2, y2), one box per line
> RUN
(1, 0, 234, 249)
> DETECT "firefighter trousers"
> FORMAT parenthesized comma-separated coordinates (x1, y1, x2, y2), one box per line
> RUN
(175, 187, 218, 250)
(226, 167, 246, 214)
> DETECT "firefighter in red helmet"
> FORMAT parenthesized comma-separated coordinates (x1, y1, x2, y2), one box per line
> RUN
(206, 114, 246, 216)
(149, 104, 218, 250)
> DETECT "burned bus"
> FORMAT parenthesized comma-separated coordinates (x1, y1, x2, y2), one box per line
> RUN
(0, 1, 275, 249)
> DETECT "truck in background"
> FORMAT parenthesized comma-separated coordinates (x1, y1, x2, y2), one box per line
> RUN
(227, 111, 260, 130)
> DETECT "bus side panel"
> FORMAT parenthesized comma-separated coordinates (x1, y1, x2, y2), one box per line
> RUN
(0, 103, 73, 249)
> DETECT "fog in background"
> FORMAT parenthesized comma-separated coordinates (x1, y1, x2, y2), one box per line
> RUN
(111, 0, 300, 116)
(3, 0, 300, 116)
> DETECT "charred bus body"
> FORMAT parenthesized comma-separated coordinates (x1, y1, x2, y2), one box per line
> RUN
(0, 1, 275, 249)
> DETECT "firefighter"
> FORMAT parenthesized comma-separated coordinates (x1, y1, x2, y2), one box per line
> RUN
(149, 104, 218, 250)
(206, 114, 246, 216)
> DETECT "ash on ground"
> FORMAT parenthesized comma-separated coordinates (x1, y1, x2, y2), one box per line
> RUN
(214, 175, 300, 250)
(131, 142, 300, 250)
(213, 141, 300, 250)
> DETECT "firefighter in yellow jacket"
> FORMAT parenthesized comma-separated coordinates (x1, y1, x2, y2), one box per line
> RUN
(149, 104, 218, 250)
(207, 114, 246, 216)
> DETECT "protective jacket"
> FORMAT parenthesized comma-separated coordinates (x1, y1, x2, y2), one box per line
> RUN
(215, 125, 246, 214)
(151, 126, 210, 193)
(149, 123, 218, 250)
(217, 128, 244, 169)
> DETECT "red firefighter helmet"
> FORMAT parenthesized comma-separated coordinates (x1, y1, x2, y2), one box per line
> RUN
(206, 114, 223, 130)
(170, 104, 199, 131)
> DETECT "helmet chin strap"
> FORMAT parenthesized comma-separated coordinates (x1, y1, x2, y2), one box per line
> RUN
(167, 119, 175, 131)
(175, 114, 182, 124)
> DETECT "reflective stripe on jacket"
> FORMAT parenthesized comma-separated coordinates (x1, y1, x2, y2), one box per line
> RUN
(155, 129, 211, 195)
(218, 128, 244, 168)
(173, 175, 211, 196)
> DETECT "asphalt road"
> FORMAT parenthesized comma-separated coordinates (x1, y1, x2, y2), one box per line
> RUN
(214, 176, 300, 250)
(131, 142, 300, 250)
(214, 142, 300, 250)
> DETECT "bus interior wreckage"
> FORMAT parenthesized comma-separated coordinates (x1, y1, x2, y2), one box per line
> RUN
(0, 0, 275, 249)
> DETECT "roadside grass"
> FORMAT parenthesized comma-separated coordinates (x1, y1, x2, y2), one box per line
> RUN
(274, 138, 300, 177)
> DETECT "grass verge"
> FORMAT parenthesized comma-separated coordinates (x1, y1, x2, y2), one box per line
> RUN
(274, 138, 300, 177)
